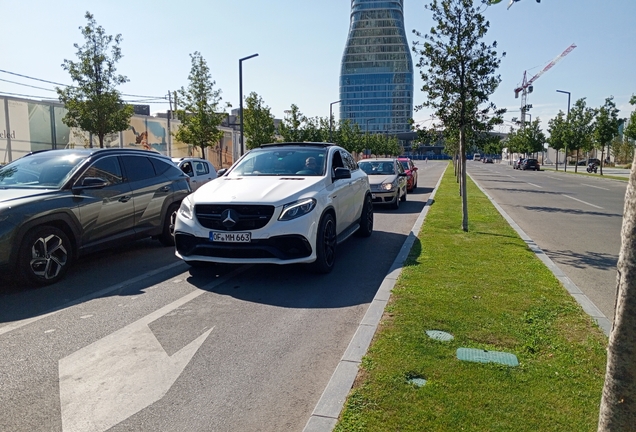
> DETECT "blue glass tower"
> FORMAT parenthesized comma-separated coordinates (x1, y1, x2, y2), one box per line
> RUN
(339, 0, 414, 134)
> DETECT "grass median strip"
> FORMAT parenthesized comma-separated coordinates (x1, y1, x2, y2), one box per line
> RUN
(334, 163, 608, 432)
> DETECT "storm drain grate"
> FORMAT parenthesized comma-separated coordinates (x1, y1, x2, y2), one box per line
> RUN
(426, 330, 454, 342)
(456, 348, 519, 367)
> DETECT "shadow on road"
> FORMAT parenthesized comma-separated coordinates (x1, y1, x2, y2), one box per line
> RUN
(543, 248, 618, 271)
(521, 205, 622, 218)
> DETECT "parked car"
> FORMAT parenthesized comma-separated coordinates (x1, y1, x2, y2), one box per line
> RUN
(398, 157, 418, 191)
(513, 157, 525, 169)
(485, 157, 494, 163)
(473, 153, 481, 161)
(174, 142, 373, 273)
(0, 148, 191, 285)
(358, 158, 408, 209)
(521, 158, 541, 171)
(172, 157, 217, 191)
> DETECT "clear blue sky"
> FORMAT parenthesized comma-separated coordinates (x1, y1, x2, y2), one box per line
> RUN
(2, 0, 634, 134)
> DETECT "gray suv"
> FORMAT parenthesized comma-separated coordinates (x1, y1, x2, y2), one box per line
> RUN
(0, 148, 191, 285)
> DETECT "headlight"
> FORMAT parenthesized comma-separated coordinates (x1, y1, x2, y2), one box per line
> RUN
(381, 182, 395, 191)
(179, 196, 194, 220)
(279, 198, 316, 221)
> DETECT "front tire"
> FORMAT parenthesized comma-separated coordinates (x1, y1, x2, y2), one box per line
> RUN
(158, 203, 179, 246)
(19, 226, 72, 286)
(312, 213, 337, 273)
(355, 194, 373, 238)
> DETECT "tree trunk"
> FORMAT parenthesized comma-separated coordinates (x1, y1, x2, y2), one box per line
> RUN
(575, 149, 580, 173)
(460, 127, 468, 232)
(98, 133, 104, 149)
(600, 148, 605, 176)
(598, 151, 636, 430)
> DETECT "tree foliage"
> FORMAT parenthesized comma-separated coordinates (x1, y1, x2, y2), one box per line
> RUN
(412, 0, 505, 231)
(566, 98, 596, 172)
(593, 97, 620, 174)
(278, 104, 307, 142)
(624, 95, 636, 142)
(243, 92, 275, 149)
(56, 12, 133, 148)
(175, 52, 228, 157)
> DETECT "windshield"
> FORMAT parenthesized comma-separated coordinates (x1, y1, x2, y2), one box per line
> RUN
(0, 152, 88, 189)
(230, 147, 327, 177)
(359, 161, 395, 175)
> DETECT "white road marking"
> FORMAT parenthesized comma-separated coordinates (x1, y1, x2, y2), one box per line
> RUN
(546, 176, 559, 180)
(561, 194, 604, 209)
(59, 265, 247, 432)
(0, 261, 186, 337)
(582, 183, 610, 191)
(526, 182, 542, 188)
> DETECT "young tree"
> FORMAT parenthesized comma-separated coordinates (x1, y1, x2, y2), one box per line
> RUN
(57, 12, 134, 148)
(547, 111, 568, 171)
(279, 104, 307, 142)
(243, 92, 275, 149)
(598, 93, 636, 430)
(175, 52, 228, 157)
(593, 97, 620, 175)
(520, 118, 546, 156)
(624, 95, 636, 143)
(413, 0, 505, 231)
(567, 98, 596, 173)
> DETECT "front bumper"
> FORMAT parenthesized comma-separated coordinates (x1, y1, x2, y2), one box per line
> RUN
(371, 190, 398, 205)
(174, 204, 319, 265)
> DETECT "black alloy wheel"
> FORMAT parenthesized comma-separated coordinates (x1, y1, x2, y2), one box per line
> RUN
(19, 226, 72, 285)
(312, 213, 337, 273)
(355, 194, 374, 237)
(158, 203, 180, 246)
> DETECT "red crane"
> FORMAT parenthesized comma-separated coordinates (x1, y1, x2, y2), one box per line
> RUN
(515, 43, 577, 127)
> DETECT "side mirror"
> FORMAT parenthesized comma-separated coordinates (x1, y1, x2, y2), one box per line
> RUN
(332, 167, 351, 180)
(217, 168, 228, 177)
(80, 177, 109, 188)
(412, 166, 418, 171)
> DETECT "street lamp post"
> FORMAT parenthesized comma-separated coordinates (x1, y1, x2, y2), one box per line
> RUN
(239, 53, 259, 156)
(329, 100, 341, 143)
(556, 89, 571, 171)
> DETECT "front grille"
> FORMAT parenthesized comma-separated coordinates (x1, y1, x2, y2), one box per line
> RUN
(176, 233, 311, 260)
(195, 204, 275, 231)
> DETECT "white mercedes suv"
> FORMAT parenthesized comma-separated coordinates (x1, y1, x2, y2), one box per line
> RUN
(174, 143, 373, 273)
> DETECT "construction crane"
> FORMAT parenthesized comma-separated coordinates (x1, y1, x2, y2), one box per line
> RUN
(514, 43, 577, 128)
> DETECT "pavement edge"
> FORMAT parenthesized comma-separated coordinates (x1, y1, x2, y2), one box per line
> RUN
(468, 171, 612, 336)
(302, 163, 448, 432)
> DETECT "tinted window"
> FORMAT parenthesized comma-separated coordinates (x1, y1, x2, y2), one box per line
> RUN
(122, 156, 155, 182)
(151, 156, 177, 176)
(194, 161, 210, 176)
(340, 150, 358, 171)
(79, 156, 123, 186)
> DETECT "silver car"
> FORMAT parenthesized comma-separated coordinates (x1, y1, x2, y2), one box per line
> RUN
(172, 158, 217, 191)
(358, 158, 408, 209)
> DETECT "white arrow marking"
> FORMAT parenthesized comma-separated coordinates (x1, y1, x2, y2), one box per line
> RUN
(59, 291, 213, 432)
(57, 265, 249, 432)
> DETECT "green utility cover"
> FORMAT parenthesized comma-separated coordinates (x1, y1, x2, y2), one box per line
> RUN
(426, 330, 454, 341)
(456, 348, 519, 367)
(408, 378, 427, 387)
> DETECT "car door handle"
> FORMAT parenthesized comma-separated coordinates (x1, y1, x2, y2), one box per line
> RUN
(160, 186, 171, 192)
(119, 196, 131, 203)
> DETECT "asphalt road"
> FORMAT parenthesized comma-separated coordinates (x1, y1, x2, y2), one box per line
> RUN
(0, 161, 446, 432)
(468, 160, 627, 321)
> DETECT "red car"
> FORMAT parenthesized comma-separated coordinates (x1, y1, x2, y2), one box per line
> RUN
(398, 157, 418, 191)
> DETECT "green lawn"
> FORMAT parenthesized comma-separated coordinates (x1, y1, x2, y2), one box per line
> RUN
(334, 163, 608, 432)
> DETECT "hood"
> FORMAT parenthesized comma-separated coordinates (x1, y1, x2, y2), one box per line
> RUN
(366, 175, 397, 185)
(191, 176, 324, 206)
(0, 188, 59, 206)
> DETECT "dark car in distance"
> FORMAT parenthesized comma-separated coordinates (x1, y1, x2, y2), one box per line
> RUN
(0, 148, 191, 285)
(521, 158, 541, 171)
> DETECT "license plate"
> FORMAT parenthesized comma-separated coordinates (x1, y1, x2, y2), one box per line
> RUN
(210, 232, 251, 243)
